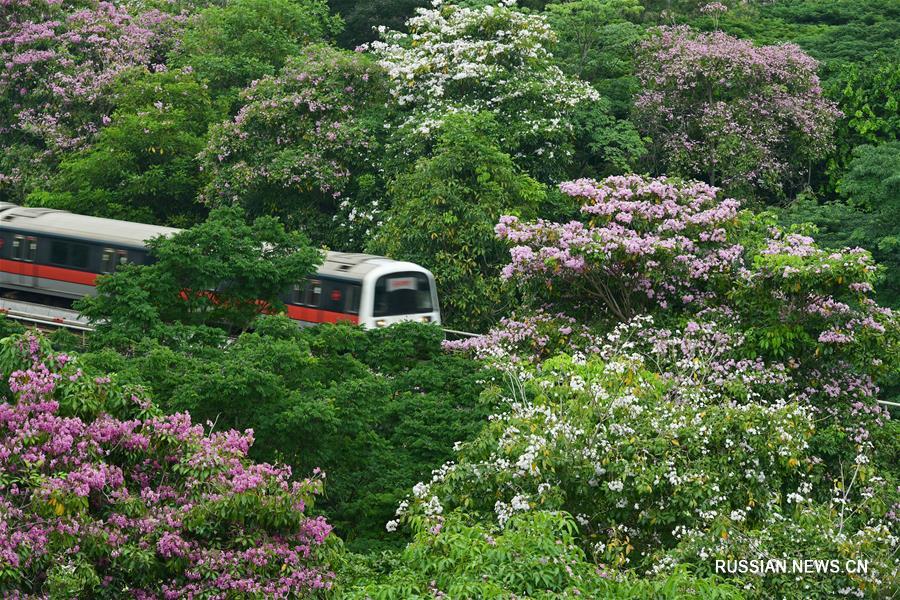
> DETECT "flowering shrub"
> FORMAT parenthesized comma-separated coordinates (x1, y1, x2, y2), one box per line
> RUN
(0, 1, 181, 199)
(0, 332, 334, 597)
(417, 325, 900, 596)
(634, 26, 841, 200)
(345, 510, 742, 598)
(368, 0, 625, 182)
(200, 44, 387, 247)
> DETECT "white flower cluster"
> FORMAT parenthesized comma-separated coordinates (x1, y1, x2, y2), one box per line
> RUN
(367, 2, 598, 148)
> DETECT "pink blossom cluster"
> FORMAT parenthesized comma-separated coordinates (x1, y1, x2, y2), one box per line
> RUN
(444, 309, 602, 364)
(0, 332, 334, 597)
(634, 26, 841, 198)
(0, 1, 183, 195)
(496, 175, 746, 320)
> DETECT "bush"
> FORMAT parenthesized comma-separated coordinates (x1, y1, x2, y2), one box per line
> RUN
(0, 331, 334, 597)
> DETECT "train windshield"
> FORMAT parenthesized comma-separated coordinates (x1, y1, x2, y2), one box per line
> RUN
(373, 272, 433, 316)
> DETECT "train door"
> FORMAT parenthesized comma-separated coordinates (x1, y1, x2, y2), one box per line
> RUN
(10, 235, 38, 288)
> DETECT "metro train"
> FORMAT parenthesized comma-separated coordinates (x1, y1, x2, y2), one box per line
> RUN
(0, 203, 440, 329)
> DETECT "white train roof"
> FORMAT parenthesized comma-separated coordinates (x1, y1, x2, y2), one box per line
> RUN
(1, 205, 179, 248)
(0, 205, 424, 278)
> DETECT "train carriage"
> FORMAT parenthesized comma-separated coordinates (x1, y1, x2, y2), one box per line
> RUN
(0, 204, 440, 329)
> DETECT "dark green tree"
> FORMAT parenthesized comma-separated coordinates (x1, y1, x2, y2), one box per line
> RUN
(328, 0, 428, 48)
(171, 0, 342, 107)
(370, 113, 545, 332)
(545, 0, 646, 117)
(28, 68, 219, 226)
(77, 206, 321, 347)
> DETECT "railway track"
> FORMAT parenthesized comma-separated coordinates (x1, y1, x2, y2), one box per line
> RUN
(0, 297, 93, 331)
(0, 296, 479, 338)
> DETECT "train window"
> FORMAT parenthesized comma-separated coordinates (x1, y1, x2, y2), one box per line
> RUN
(101, 249, 129, 273)
(11, 236, 36, 262)
(345, 283, 361, 314)
(373, 272, 433, 316)
(303, 279, 322, 307)
(320, 280, 362, 314)
(49, 240, 89, 269)
(12, 236, 24, 260)
(101, 249, 116, 273)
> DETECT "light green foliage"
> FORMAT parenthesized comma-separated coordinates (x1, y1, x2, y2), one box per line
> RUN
(172, 0, 342, 103)
(825, 56, 900, 194)
(77, 206, 321, 344)
(28, 67, 219, 226)
(371, 113, 545, 332)
(342, 511, 743, 598)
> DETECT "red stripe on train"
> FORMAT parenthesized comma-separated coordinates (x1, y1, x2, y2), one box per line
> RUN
(1, 259, 359, 325)
(0, 259, 98, 286)
(285, 304, 359, 325)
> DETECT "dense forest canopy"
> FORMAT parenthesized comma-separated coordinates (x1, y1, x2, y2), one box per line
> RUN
(0, 0, 898, 598)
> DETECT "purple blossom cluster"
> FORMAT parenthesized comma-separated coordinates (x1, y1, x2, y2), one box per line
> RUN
(496, 175, 745, 320)
(0, 1, 184, 196)
(444, 309, 602, 364)
(634, 26, 841, 199)
(0, 332, 334, 597)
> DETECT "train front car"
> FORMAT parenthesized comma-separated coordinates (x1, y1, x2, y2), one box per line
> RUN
(286, 252, 441, 329)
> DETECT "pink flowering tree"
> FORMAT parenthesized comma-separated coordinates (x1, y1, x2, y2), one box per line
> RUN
(0, 332, 335, 597)
(494, 175, 747, 322)
(633, 26, 841, 201)
(486, 175, 897, 375)
(199, 44, 388, 248)
(0, 1, 183, 201)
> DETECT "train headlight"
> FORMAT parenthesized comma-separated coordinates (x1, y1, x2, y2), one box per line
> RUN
(376, 319, 387, 327)
(419, 316, 431, 323)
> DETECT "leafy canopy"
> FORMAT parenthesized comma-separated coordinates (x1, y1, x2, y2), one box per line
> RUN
(77, 206, 321, 346)
(370, 113, 545, 331)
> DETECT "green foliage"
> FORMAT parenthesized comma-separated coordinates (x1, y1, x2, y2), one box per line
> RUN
(28, 67, 219, 226)
(371, 113, 545, 331)
(172, 0, 342, 104)
(545, 0, 646, 118)
(826, 56, 900, 194)
(200, 44, 388, 248)
(719, 0, 900, 67)
(78, 319, 495, 550)
(0, 315, 25, 340)
(783, 143, 900, 307)
(77, 206, 321, 345)
(342, 510, 743, 599)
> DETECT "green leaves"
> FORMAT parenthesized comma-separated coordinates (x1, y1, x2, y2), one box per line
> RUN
(370, 112, 544, 331)
(77, 206, 321, 345)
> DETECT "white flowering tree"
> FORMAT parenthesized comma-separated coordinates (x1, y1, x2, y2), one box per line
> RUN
(368, 0, 640, 181)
